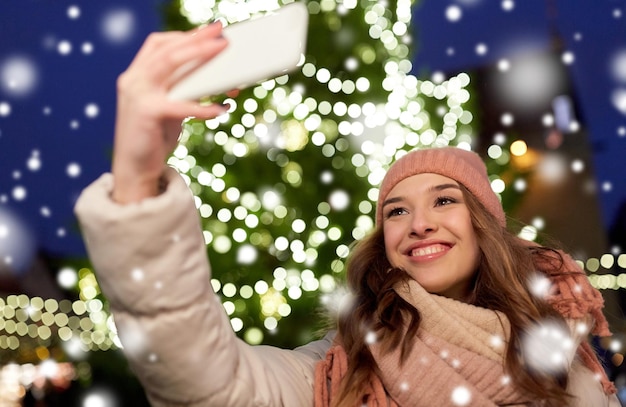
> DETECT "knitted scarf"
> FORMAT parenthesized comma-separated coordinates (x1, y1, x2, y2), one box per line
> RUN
(314, 249, 616, 406)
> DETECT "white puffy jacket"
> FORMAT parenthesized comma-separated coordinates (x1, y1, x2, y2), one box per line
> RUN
(75, 167, 333, 406)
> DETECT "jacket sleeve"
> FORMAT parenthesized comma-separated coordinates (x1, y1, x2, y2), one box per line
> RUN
(74, 167, 332, 406)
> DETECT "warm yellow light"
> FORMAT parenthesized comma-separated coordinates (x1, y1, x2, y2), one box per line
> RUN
(510, 140, 528, 156)
(35, 346, 50, 360)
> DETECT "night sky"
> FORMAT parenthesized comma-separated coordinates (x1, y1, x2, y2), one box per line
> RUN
(0, 1, 163, 272)
(411, 0, 626, 233)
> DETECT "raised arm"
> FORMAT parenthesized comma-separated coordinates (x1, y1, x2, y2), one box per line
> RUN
(110, 24, 229, 203)
(75, 27, 331, 406)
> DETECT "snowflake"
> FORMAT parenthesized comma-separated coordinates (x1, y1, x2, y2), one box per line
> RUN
(66, 162, 81, 178)
(319, 285, 353, 317)
(364, 331, 377, 345)
(489, 335, 504, 349)
(575, 322, 589, 335)
(445, 6, 462, 22)
(117, 320, 149, 358)
(101, 8, 136, 44)
(521, 320, 575, 375)
(610, 339, 622, 353)
(501, 0, 515, 11)
(451, 386, 471, 406)
(130, 268, 144, 282)
(527, 273, 552, 299)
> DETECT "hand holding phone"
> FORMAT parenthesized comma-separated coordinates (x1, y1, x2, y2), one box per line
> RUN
(168, 3, 309, 101)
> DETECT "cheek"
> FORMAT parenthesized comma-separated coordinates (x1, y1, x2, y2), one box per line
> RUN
(464, 225, 481, 265)
(448, 213, 479, 255)
(453, 210, 475, 238)
(382, 225, 400, 257)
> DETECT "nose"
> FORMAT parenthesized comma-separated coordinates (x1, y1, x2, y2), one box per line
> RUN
(409, 210, 437, 237)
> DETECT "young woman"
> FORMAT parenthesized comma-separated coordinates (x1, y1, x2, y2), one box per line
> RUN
(316, 148, 619, 406)
(75, 26, 620, 406)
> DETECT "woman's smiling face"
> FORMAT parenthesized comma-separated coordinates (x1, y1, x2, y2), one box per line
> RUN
(382, 172, 481, 301)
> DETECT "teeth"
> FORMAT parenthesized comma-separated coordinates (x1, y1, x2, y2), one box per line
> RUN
(411, 245, 445, 257)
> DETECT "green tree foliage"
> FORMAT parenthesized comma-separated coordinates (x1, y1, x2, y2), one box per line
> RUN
(161, 0, 481, 348)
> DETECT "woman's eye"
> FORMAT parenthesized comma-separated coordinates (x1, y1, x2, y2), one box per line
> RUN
(386, 207, 406, 218)
(435, 196, 456, 206)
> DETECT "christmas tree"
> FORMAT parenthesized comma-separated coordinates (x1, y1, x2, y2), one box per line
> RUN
(160, 0, 484, 349)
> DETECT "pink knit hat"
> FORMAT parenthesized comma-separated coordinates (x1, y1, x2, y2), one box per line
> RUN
(376, 147, 506, 226)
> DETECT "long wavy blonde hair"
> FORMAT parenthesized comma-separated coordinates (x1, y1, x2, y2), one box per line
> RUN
(332, 184, 572, 406)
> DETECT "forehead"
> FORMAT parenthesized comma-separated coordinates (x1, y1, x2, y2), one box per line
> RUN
(387, 173, 460, 194)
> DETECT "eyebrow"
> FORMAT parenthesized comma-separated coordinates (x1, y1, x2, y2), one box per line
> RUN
(381, 183, 461, 208)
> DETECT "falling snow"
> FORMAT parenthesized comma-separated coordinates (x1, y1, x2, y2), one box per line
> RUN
(0, 3, 624, 403)
(130, 268, 144, 282)
(27, 152, 42, 171)
(320, 285, 354, 317)
(67, 7, 80, 20)
(57, 40, 72, 56)
(501, 0, 515, 12)
(521, 320, 575, 375)
(475, 43, 488, 56)
(451, 386, 472, 406)
(85, 103, 100, 118)
(500, 113, 514, 126)
(57, 267, 77, 289)
(0, 101, 11, 116)
(83, 390, 118, 407)
(446, 6, 463, 23)
(12, 186, 26, 201)
(0, 1, 157, 266)
(328, 189, 350, 211)
(116, 319, 149, 359)
(528, 273, 552, 299)
(66, 162, 81, 178)
(0, 55, 38, 97)
(490, 334, 504, 350)
(101, 8, 136, 44)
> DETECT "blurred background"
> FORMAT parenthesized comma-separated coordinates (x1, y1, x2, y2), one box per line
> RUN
(1, 0, 625, 405)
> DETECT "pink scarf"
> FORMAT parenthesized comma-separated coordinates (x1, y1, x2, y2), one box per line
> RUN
(315, 250, 615, 406)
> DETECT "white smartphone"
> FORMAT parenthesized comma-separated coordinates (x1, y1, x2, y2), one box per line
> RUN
(168, 2, 309, 101)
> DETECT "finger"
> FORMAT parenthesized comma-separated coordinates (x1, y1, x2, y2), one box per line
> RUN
(132, 25, 218, 67)
(162, 40, 230, 89)
(162, 101, 231, 121)
(140, 24, 227, 83)
(163, 119, 186, 149)
(126, 31, 187, 72)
